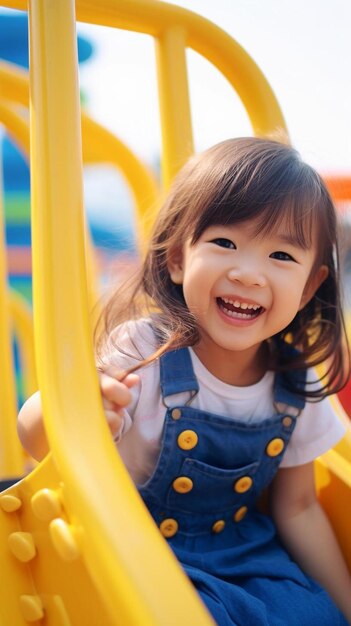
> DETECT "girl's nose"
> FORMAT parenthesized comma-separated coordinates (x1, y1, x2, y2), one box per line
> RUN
(227, 265, 266, 287)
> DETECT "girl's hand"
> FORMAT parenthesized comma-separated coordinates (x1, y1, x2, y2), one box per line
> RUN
(98, 367, 139, 439)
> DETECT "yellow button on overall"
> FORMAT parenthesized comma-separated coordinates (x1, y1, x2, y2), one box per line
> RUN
(173, 476, 194, 493)
(212, 520, 225, 534)
(177, 430, 198, 450)
(234, 506, 248, 523)
(282, 416, 293, 428)
(160, 518, 178, 538)
(234, 476, 253, 494)
(266, 437, 285, 457)
(171, 408, 182, 420)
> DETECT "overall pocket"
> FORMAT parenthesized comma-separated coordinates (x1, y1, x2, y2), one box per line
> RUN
(166, 457, 260, 514)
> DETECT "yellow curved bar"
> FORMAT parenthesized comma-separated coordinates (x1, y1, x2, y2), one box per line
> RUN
(1, 0, 287, 192)
(81, 113, 159, 240)
(315, 449, 351, 569)
(0, 60, 28, 107)
(28, 2, 214, 625)
(0, 102, 30, 158)
(329, 396, 351, 463)
(2, 0, 287, 139)
(0, 64, 160, 241)
(0, 151, 24, 478)
(155, 25, 194, 186)
(0, 0, 25, 8)
(75, 0, 287, 137)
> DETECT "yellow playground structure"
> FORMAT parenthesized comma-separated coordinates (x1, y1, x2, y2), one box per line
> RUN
(0, 1, 351, 624)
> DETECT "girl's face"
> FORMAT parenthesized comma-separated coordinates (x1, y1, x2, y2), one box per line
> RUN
(168, 217, 328, 378)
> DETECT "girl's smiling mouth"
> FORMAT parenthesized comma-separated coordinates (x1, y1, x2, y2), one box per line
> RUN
(216, 296, 264, 320)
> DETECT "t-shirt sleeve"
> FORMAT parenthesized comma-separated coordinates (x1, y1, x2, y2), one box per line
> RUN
(98, 319, 156, 441)
(280, 392, 346, 468)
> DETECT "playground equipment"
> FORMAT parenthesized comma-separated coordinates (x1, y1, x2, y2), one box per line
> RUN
(0, 1, 351, 625)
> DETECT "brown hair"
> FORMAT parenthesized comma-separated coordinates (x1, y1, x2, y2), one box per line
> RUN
(96, 137, 349, 400)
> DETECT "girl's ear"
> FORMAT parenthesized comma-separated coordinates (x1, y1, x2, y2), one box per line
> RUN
(167, 247, 184, 285)
(299, 264, 329, 310)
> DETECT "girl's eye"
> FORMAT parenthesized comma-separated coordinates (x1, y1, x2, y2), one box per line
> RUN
(270, 250, 295, 262)
(211, 238, 236, 249)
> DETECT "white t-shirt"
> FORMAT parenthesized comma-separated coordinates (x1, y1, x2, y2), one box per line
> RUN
(102, 319, 345, 486)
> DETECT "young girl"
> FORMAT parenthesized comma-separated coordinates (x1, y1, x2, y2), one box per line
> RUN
(19, 138, 351, 625)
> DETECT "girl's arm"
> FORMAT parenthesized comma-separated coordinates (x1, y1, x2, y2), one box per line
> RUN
(271, 462, 351, 623)
(17, 368, 139, 461)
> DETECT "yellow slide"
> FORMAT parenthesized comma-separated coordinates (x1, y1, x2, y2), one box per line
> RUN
(0, 1, 350, 625)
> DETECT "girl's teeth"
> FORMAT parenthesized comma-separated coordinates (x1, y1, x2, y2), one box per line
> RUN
(218, 297, 262, 320)
(222, 307, 253, 320)
(222, 298, 260, 311)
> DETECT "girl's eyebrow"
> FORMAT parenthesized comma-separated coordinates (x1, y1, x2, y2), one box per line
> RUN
(273, 232, 308, 249)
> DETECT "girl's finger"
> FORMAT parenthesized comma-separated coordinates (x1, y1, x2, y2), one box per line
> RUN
(99, 372, 133, 407)
(101, 366, 130, 381)
(102, 397, 118, 412)
(100, 367, 139, 388)
(104, 409, 123, 437)
(122, 373, 140, 388)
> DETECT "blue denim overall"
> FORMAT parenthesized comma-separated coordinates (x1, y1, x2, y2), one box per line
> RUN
(139, 347, 347, 626)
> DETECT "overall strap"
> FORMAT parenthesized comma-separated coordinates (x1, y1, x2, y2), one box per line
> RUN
(273, 340, 307, 411)
(159, 347, 199, 400)
(273, 369, 306, 411)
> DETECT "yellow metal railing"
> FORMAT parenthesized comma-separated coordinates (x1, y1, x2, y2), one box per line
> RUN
(27, 3, 208, 625)
(1, 0, 288, 188)
(0, 61, 159, 237)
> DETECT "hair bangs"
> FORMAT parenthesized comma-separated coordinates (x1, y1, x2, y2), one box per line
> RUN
(251, 194, 316, 250)
(191, 169, 322, 252)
